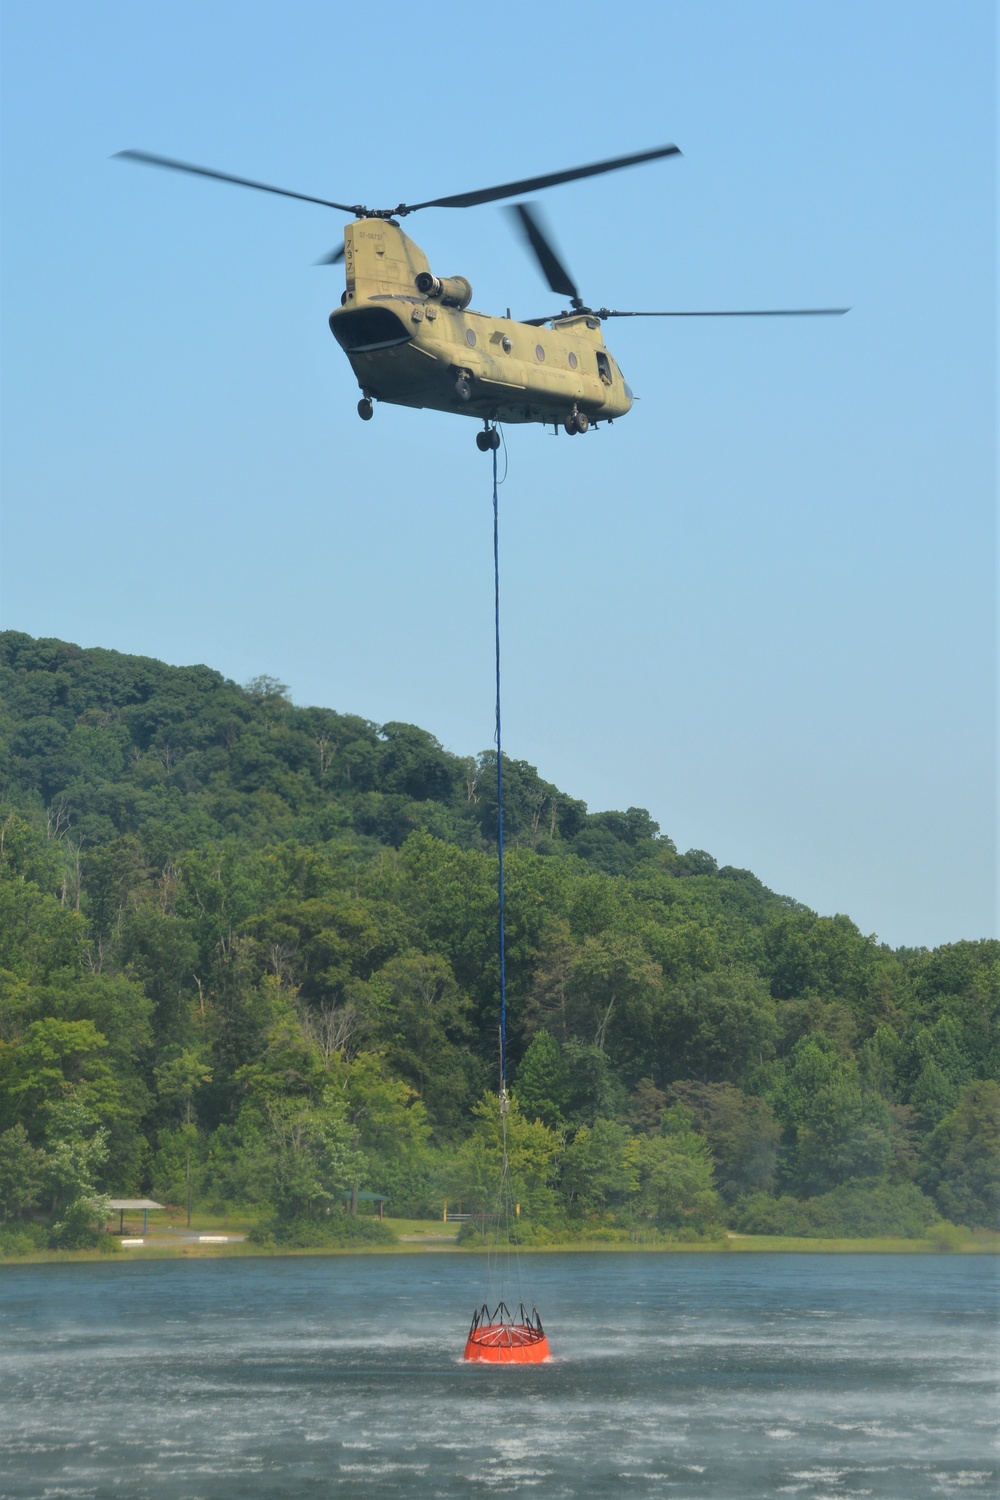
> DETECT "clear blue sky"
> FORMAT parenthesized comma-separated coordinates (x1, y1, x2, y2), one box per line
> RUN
(1, 0, 994, 949)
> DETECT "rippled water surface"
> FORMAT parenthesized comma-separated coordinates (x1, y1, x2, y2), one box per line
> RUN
(1, 1252, 995, 1498)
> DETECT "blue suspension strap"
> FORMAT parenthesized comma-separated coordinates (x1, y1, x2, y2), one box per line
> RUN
(492, 443, 507, 1091)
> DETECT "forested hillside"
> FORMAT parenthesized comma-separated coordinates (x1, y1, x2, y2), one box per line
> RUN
(0, 631, 996, 1251)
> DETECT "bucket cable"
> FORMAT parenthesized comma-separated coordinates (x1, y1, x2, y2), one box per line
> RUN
(463, 435, 549, 1361)
(487, 440, 525, 1316)
(493, 440, 507, 1094)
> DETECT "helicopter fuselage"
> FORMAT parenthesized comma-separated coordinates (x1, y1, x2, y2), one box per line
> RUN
(328, 219, 633, 428)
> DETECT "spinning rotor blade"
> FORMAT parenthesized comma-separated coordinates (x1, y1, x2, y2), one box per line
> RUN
(600, 307, 850, 318)
(114, 150, 360, 213)
(315, 245, 346, 265)
(510, 203, 579, 302)
(522, 308, 849, 325)
(405, 143, 681, 211)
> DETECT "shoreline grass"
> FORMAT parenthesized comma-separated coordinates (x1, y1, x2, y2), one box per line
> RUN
(2, 1227, 996, 1267)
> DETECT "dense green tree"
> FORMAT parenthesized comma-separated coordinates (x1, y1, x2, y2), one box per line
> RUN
(0, 1018, 120, 1138)
(627, 1107, 720, 1231)
(561, 1119, 635, 1215)
(627, 1077, 669, 1135)
(566, 932, 663, 1062)
(240, 1089, 363, 1220)
(0, 1124, 45, 1218)
(762, 911, 875, 1005)
(344, 1051, 433, 1213)
(918, 1080, 1000, 1229)
(561, 1038, 629, 1126)
(775, 1037, 891, 1195)
(40, 1097, 111, 1243)
(116, 906, 199, 1046)
(655, 970, 778, 1084)
(669, 1081, 780, 1201)
(364, 951, 477, 1131)
(513, 1031, 570, 1128)
(36, 974, 153, 1063)
(450, 1094, 561, 1222)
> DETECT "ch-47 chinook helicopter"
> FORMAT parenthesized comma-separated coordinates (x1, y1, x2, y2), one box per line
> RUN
(117, 144, 847, 450)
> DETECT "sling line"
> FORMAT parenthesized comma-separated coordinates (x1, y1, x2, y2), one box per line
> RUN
(493, 443, 507, 1090)
(462, 436, 550, 1363)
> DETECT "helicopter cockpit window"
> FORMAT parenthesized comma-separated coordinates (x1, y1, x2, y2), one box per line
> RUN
(596, 352, 612, 385)
(330, 306, 411, 354)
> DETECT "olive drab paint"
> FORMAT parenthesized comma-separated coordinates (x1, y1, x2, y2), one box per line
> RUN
(330, 219, 633, 428)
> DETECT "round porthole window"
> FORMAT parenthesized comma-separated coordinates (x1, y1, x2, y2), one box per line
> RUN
(502, 336, 512, 354)
(466, 328, 477, 348)
(568, 351, 578, 370)
(535, 344, 545, 362)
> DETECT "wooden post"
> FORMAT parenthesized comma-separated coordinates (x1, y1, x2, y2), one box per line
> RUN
(350, 1185, 358, 1217)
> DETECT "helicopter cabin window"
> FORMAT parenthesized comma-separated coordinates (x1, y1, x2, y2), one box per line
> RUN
(501, 336, 513, 354)
(568, 351, 578, 370)
(535, 344, 546, 362)
(596, 352, 612, 385)
(466, 328, 477, 348)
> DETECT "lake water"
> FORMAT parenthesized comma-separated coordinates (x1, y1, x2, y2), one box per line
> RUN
(0, 1251, 995, 1498)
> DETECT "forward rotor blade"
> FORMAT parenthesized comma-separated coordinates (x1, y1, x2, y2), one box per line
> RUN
(404, 143, 681, 212)
(510, 203, 578, 301)
(114, 150, 360, 213)
(600, 307, 850, 317)
(315, 245, 346, 265)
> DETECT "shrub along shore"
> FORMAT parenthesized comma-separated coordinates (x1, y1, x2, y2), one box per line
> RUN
(2, 1228, 997, 1267)
(1, 633, 996, 1258)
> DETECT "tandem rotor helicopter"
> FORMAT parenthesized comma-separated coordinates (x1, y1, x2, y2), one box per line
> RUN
(117, 144, 847, 450)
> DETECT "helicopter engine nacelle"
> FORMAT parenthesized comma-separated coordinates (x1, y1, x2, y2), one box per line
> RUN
(415, 272, 473, 309)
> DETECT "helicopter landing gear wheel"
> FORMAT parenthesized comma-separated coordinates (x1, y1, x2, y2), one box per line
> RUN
(357, 397, 373, 421)
(564, 408, 588, 435)
(454, 374, 472, 404)
(476, 426, 501, 453)
(575, 412, 589, 434)
(564, 413, 578, 435)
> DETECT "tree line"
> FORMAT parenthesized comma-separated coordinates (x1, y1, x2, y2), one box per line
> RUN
(0, 631, 996, 1252)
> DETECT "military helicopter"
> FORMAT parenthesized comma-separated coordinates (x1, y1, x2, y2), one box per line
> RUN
(117, 145, 847, 449)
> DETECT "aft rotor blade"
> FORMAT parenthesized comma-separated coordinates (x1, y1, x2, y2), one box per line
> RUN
(510, 203, 579, 301)
(315, 244, 346, 265)
(404, 143, 681, 211)
(114, 150, 360, 213)
(600, 307, 850, 318)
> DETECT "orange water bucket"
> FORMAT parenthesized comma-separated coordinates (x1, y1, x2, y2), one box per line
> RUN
(463, 1302, 550, 1363)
